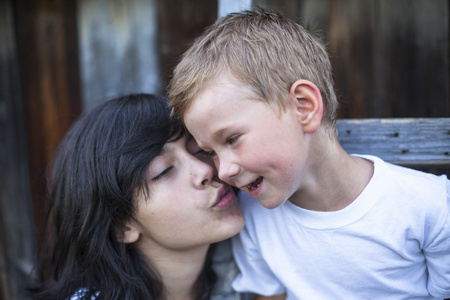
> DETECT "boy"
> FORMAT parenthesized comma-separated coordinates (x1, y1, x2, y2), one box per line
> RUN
(168, 9, 450, 299)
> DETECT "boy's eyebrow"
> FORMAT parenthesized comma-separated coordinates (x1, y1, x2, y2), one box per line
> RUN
(197, 126, 229, 149)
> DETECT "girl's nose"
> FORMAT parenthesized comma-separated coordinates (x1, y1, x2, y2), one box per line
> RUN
(189, 155, 214, 188)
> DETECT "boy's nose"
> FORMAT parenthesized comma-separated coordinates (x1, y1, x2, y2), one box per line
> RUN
(217, 156, 239, 183)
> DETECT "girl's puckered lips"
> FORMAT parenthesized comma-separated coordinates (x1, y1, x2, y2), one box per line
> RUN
(213, 185, 236, 209)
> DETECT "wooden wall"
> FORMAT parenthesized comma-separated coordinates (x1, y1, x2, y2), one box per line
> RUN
(158, 0, 218, 94)
(78, 0, 161, 111)
(0, 0, 449, 299)
(329, 0, 449, 119)
(13, 0, 82, 243)
(1, 1, 37, 298)
(254, 0, 450, 119)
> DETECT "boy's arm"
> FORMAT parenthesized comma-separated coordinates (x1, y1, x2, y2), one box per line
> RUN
(424, 180, 450, 297)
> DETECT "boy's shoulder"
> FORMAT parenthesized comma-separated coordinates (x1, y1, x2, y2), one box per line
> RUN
(360, 155, 449, 212)
(359, 155, 448, 186)
(372, 155, 448, 192)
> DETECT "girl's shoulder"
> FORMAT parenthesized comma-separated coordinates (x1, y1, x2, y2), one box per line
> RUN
(69, 289, 98, 300)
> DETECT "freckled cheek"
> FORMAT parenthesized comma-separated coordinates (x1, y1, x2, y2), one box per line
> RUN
(241, 151, 264, 171)
(245, 143, 272, 164)
(163, 188, 184, 206)
(164, 185, 205, 211)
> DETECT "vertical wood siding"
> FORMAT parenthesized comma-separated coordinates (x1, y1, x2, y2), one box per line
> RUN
(13, 0, 82, 241)
(78, 0, 160, 111)
(158, 0, 218, 92)
(328, 0, 449, 118)
(254, 0, 449, 118)
(1, 1, 37, 299)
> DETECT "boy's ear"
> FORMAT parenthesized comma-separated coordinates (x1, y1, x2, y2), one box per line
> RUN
(289, 80, 324, 133)
(115, 222, 140, 244)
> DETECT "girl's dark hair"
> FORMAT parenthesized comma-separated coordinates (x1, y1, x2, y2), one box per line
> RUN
(28, 94, 216, 299)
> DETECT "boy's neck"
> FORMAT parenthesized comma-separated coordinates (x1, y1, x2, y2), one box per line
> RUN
(289, 130, 374, 212)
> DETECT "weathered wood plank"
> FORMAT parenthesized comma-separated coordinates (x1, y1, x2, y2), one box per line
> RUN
(158, 0, 217, 92)
(0, 0, 37, 299)
(337, 118, 450, 166)
(328, 0, 449, 119)
(253, 0, 302, 23)
(14, 0, 82, 248)
(79, 0, 160, 111)
(218, 0, 251, 17)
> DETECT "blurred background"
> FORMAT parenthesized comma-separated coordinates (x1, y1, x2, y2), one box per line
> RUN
(1, 0, 449, 298)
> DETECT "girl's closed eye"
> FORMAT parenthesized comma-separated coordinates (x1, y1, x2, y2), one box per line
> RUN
(226, 134, 240, 145)
(152, 166, 173, 181)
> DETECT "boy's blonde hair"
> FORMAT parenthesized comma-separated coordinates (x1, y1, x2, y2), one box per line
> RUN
(168, 9, 338, 128)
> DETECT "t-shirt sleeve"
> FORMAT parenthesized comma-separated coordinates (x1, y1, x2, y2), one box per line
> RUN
(424, 177, 450, 298)
(231, 193, 286, 296)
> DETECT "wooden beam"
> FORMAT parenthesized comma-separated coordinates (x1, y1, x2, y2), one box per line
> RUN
(337, 118, 450, 166)
(13, 0, 82, 242)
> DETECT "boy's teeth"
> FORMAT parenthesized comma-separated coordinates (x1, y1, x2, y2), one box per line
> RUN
(246, 177, 262, 190)
(249, 183, 260, 190)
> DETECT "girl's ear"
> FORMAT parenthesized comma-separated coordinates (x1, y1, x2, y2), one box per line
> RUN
(289, 79, 324, 133)
(115, 223, 140, 244)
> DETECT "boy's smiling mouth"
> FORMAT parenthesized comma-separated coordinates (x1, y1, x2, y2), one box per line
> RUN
(246, 176, 263, 191)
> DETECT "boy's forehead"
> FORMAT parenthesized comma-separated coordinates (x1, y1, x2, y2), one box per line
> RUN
(184, 85, 240, 146)
(184, 96, 224, 143)
(186, 77, 237, 117)
(193, 73, 251, 100)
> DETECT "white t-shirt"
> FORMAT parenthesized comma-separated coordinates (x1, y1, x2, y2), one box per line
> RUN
(232, 155, 450, 299)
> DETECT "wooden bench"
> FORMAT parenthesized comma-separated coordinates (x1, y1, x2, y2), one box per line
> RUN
(337, 118, 450, 170)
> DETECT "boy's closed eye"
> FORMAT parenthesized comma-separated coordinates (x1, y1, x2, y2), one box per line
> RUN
(226, 134, 240, 145)
(195, 148, 217, 166)
(205, 150, 217, 158)
(186, 134, 217, 163)
(192, 148, 210, 157)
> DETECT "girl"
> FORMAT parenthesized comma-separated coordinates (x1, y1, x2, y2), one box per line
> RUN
(29, 94, 245, 300)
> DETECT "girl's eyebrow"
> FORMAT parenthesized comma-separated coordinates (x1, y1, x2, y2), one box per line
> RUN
(157, 143, 171, 156)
